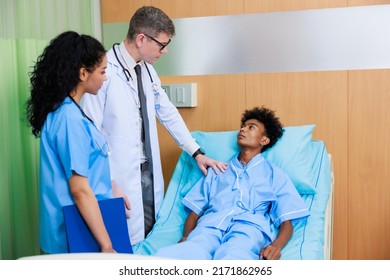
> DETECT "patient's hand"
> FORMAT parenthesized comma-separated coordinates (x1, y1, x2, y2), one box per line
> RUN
(259, 244, 282, 260)
(178, 236, 187, 243)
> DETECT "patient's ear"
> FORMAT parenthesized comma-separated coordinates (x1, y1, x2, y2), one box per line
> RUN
(261, 136, 270, 146)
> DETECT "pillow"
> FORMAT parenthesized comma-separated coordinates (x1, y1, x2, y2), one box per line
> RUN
(192, 124, 316, 194)
(262, 125, 316, 194)
(191, 131, 239, 163)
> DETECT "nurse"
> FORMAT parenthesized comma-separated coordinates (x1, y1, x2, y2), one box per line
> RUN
(82, 6, 228, 245)
(155, 107, 310, 260)
(26, 31, 115, 254)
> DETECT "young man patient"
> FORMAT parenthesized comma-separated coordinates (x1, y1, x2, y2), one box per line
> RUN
(155, 106, 310, 260)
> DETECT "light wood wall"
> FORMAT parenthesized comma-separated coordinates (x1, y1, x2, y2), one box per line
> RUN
(101, 0, 390, 260)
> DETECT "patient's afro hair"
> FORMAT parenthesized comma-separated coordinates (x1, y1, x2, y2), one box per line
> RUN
(241, 106, 284, 152)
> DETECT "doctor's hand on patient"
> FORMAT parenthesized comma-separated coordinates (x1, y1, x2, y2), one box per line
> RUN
(111, 180, 131, 219)
(194, 154, 228, 176)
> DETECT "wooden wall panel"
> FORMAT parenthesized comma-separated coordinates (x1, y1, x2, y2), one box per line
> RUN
(348, 69, 390, 260)
(243, 0, 347, 13)
(102, 0, 244, 22)
(101, 0, 390, 22)
(348, 0, 390, 7)
(101, 0, 151, 22)
(151, 0, 244, 18)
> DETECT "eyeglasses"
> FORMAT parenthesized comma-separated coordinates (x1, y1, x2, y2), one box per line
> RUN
(144, 34, 171, 51)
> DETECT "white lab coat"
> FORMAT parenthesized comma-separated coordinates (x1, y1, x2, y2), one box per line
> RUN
(82, 47, 198, 244)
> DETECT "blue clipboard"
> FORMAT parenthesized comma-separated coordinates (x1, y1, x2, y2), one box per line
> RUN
(62, 197, 133, 254)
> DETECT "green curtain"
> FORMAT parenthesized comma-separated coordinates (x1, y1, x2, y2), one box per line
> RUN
(0, 0, 101, 260)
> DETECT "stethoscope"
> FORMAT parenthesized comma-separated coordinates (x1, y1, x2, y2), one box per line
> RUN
(112, 43, 159, 92)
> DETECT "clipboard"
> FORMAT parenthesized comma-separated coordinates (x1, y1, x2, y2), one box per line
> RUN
(62, 197, 133, 254)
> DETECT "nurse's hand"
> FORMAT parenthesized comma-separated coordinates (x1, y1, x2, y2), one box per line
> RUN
(194, 154, 228, 176)
(112, 180, 131, 219)
(101, 246, 116, 253)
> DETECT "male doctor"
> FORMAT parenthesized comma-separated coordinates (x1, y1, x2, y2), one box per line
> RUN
(82, 6, 227, 245)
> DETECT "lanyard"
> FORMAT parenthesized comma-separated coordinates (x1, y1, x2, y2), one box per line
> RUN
(69, 96, 111, 157)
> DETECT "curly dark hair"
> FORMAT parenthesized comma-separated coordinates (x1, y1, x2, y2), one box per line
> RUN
(26, 31, 106, 138)
(127, 6, 175, 40)
(241, 106, 284, 152)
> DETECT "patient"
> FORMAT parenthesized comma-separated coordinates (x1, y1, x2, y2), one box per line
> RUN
(154, 106, 310, 260)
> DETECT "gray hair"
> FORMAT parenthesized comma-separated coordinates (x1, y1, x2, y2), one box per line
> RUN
(127, 6, 175, 40)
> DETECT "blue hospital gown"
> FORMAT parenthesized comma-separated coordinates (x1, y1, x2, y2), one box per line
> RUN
(156, 152, 310, 259)
(39, 97, 112, 253)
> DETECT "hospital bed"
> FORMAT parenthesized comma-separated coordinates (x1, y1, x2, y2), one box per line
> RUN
(133, 125, 334, 260)
(19, 125, 333, 260)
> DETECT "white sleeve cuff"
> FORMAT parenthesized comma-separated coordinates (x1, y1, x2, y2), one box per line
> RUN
(182, 139, 200, 157)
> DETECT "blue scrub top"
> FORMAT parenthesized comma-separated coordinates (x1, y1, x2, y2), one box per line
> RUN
(183, 153, 310, 241)
(39, 97, 113, 253)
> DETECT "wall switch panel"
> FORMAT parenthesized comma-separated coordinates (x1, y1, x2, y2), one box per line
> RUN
(162, 83, 197, 107)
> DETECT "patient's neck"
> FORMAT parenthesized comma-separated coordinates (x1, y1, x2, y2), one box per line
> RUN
(238, 148, 261, 166)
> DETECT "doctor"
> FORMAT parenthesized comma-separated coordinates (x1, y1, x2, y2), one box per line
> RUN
(82, 6, 227, 245)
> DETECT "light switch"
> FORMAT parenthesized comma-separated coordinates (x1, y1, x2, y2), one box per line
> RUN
(162, 83, 197, 107)
(176, 87, 185, 103)
(161, 85, 171, 100)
